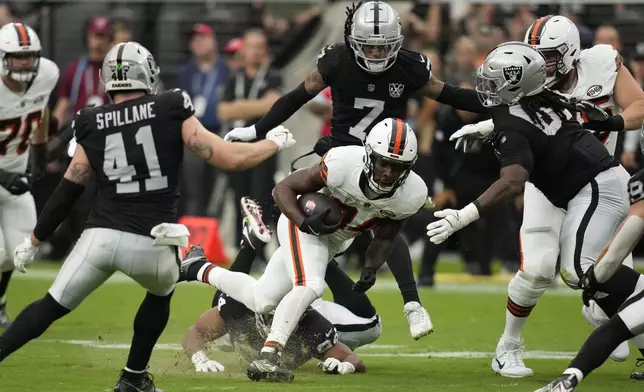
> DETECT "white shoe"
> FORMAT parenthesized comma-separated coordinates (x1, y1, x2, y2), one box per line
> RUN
(491, 336, 533, 378)
(403, 301, 433, 340)
(582, 302, 629, 362)
(240, 197, 272, 247)
(534, 374, 579, 392)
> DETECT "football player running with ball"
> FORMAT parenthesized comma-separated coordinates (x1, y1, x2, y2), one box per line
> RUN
(0, 22, 59, 328)
(0, 41, 295, 392)
(449, 15, 644, 378)
(181, 117, 427, 382)
(224, 1, 492, 340)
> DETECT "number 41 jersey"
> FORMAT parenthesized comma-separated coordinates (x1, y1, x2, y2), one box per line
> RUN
(73, 89, 195, 236)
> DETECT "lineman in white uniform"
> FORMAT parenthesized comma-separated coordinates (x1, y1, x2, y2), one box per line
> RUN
(449, 15, 644, 378)
(0, 22, 58, 327)
(180, 118, 428, 382)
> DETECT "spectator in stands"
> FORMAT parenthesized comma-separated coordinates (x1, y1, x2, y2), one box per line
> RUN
(219, 28, 281, 262)
(224, 37, 244, 72)
(177, 23, 230, 218)
(595, 25, 622, 52)
(53, 15, 112, 126)
(444, 36, 477, 83)
(0, 2, 14, 27)
(112, 18, 134, 45)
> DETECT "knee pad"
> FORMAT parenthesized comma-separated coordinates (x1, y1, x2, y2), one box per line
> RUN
(508, 270, 553, 307)
(519, 228, 559, 280)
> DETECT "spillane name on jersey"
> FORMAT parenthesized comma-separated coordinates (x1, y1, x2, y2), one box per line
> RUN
(73, 89, 195, 236)
(319, 145, 427, 243)
(0, 58, 58, 173)
(561, 44, 621, 155)
(316, 43, 431, 144)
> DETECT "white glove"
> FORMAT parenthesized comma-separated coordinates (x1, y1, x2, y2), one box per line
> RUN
(150, 223, 190, 247)
(191, 351, 225, 373)
(266, 125, 296, 151)
(319, 357, 356, 375)
(449, 119, 495, 153)
(426, 204, 480, 244)
(224, 124, 257, 142)
(14, 237, 38, 273)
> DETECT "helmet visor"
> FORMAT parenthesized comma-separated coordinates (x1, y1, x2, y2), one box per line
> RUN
(350, 35, 402, 73)
(371, 153, 413, 188)
(476, 68, 505, 107)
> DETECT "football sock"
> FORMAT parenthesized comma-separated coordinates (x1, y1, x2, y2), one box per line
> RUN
(325, 259, 376, 319)
(568, 315, 633, 378)
(0, 271, 12, 306)
(126, 290, 173, 372)
(264, 285, 319, 348)
(0, 293, 69, 362)
(502, 298, 534, 341)
(204, 266, 260, 311)
(212, 245, 257, 307)
(386, 234, 421, 305)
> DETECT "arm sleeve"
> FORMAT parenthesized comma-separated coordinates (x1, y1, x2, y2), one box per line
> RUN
(435, 83, 488, 114)
(496, 130, 534, 173)
(319, 148, 345, 189)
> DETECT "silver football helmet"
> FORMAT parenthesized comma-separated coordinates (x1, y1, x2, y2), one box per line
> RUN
(100, 41, 160, 96)
(476, 41, 547, 107)
(349, 1, 403, 74)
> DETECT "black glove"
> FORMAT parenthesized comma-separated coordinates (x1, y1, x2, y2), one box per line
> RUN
(583, 114, 625, 132)
(576, 101, 610, 121)
(299, 209, 343, 236)
(579, 265, 599, 307)
(353, 266, 377, 292)
(0, 169, 31, 195)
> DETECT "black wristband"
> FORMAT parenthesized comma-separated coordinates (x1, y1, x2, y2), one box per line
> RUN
(473, 199, 482, 213)
(255, 83, 316, 138)
(436, 83, 488, 114)
(583, 114, 625, 132)
(33, 178, 86, 241)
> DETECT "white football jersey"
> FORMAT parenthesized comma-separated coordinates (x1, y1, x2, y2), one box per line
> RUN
(561, 44, 621, 155)
(0, 57, 59, 173)
(320, 145, 427, 243)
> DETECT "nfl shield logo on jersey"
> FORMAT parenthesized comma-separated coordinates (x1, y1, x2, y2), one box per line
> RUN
(502, 66, 523, 85)
(389, 83, 404, 98)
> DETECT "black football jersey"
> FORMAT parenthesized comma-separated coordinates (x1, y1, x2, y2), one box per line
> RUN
(214, 291, 338, 369)
(627, 168, 644, 205)
(491, 105, 618, 208)
(316, 43, 431, 144)
(73, 89, 195, 236)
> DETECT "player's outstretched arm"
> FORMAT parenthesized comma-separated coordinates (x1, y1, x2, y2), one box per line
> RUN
(318, 341, 366, 374)
(610, 65, 644, 131)
(419, 77, 488, 114)
(273, 164, 326, 228)
(181, 116, 294, 171)
(353, 219, 404, 292)
(30, 144, 93, 245)
(251, 70, 327, 139)
(182, 307, 227, 373)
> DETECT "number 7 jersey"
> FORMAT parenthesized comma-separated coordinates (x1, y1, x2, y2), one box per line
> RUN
(73, 89, 195, 236)
(0, 58, 58, 173)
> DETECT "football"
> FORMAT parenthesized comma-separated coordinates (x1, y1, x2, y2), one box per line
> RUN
(298, 192, 343, 227)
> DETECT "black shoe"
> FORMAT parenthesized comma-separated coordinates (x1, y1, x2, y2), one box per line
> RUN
(247, 350, 294, 383)
(179, 245, 208, 282)
(113, 371, 163, 392)
(417, 275, 434, 288)
(630, 358, 644, 380)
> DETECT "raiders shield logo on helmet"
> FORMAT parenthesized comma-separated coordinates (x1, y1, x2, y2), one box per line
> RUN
(502, 65, 523, 85)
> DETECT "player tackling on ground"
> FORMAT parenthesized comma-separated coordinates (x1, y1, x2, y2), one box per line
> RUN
(0, 22, 58, 328)
(182, 117, 427, 382)
(449, 15, 644, 377)
(0, 41, 295, 392)
(223, 1, 493, 340)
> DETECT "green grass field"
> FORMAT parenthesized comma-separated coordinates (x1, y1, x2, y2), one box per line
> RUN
(1, 263, 643, 392)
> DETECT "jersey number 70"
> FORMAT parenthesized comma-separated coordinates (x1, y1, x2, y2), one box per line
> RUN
(103, 125, 168, 194)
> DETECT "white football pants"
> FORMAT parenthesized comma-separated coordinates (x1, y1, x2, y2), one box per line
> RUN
(0, 187, 37, 272)
(48, 228, 179, 309)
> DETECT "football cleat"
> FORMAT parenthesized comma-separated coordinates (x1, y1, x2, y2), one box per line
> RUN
(534, 373, 579, 392)
(492, 336, 533, 378)
(630, 358, 644, 380)
(0, 304, 11, 328)
(581, 303, 629, 361)
(247, 350, 294, 383)
(113, 370, 163, 392)
(240, 197, 272, 248)
(179, 245, 208, 282)
(403, 301, 433, 340)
